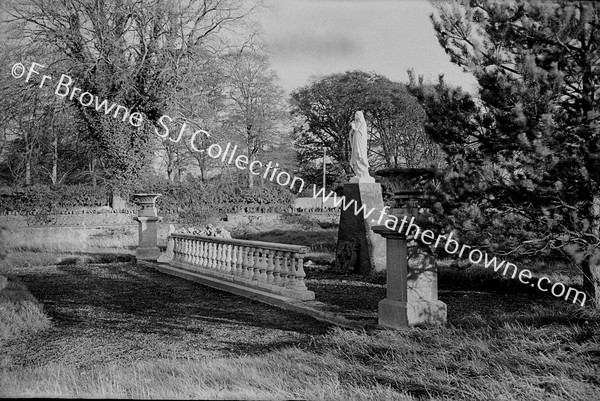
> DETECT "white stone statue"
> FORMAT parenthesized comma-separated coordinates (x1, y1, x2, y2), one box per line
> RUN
(349, 111, 375, 183)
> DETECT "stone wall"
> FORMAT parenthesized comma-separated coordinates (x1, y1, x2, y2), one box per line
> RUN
(5, 223, 177, 249)
(292, 197, 340, 212)
(0, 209, 137, 227)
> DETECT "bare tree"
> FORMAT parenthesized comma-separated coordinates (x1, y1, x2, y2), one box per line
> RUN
(2, 0, 260, 188)
(222, 50, 288, 187)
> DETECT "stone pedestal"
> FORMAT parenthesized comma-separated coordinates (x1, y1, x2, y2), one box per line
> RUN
(134, 216, 161, 261)
(132, 193, 162, 263)
(372, 226, 446, 327)
(370, 167, 446, 328)
(336, 183, 386, 273)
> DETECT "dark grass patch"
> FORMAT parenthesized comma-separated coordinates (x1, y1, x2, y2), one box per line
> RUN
(56, 253, 135, 265)
(2, 261, 333, 369)
(234, 228, 337, 252)
(304, 268, 591, 328)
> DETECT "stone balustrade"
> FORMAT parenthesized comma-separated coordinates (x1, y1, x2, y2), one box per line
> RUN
(163, 233, 315, 301)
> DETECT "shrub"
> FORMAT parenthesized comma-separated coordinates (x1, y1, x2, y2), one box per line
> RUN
(0, 185, 109, 214)
(133, 174, 296, 223)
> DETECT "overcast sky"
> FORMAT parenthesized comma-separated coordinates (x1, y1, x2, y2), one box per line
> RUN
(259, 0, 477, 94)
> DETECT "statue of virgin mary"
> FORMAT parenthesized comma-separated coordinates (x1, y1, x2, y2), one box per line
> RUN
(349, 111, 374, 183)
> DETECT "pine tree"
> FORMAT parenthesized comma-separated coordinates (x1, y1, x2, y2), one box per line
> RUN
(415, 0, 600, 306)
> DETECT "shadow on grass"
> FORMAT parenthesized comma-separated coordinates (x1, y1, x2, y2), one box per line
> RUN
(56, 253, 136, 265)
(4, 258, 333, 369)
(43, 261, 331, 333)
(305, 264, 592, 329)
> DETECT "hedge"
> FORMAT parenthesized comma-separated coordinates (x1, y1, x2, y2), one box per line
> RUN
(0, 185, 110, 214)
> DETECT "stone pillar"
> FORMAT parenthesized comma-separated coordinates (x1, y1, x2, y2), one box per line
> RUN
(373, 225, 446, 327)
(372, 168, 446, 328)
(336, 182, 386, 273)
(133, 193, 162, 262)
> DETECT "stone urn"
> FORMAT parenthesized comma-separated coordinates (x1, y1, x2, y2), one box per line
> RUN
(375, 167, 435, 216)
(132, 193, 162, 217)
(132, 193, 162, 262)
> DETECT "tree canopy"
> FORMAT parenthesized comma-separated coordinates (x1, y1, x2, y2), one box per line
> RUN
(290, 70, 439, 191)
(0, 0, 259, 190)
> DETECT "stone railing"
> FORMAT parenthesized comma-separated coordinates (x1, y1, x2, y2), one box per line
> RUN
(163, 233, 314, 300)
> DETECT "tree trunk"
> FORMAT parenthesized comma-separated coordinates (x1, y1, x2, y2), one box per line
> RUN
(248, 153, 255, 188)
(25, 151, 31, 185)
(585, 196, 600, 308)
(90, 157, 97, 188)
(51, 127, 58, 185)
(193, 154, 206, 183)
(24, 130, 32, 186)
(247, 128, 254, 188)
(582, 253, 600, 308)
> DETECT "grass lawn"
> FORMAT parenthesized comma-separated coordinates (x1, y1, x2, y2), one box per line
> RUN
(1, 222, 599, 399)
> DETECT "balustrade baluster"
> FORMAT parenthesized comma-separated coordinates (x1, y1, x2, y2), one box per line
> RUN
(272, 251, 282, 286)
(197, 241, 203, 266)
(182, 239, 189, 263)
(257, 249, 268, 282)
(187, 239, 193, 264)
(286, 254, 298, 289)
(231, 245, 238, 275)
(237, 246, 244, 276)
(191, 240, 196, 265)
(203, 241, 209, 268)
(177, 238, 183, 263)
(280, 252, 290, 287)
(254, 249, 263, 282)
(224, 244, 232, 273)
(202, 241, 209, 266)
(190, 240, 196, 265)
(178, 239, 184, 262)
(214, 242, 220, 270)
(188, 239, 194, 264)
(293, 255, 308, 291)
(198, 241, 204, 266)
(247, 248, 256, 280)
(214, 243, 221, 270)
(266, 250, 274, 284)
(242, 246, 250, 279)
(191, 241, 198, 265)
(173, 238, 180, 262)
(217, 244, 224, 272)
(208, 242, 215, 270)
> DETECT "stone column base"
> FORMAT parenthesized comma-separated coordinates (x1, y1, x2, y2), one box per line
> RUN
(378, 298, 447, 328)
(136, 247, 162, 262)
(336, 182, 386, 273)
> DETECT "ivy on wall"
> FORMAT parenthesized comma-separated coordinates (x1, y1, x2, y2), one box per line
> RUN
(0, 185, 110, 214)
(0, 178, 297, 225)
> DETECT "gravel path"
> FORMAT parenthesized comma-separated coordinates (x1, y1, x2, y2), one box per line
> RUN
(2, 261, 332, 369)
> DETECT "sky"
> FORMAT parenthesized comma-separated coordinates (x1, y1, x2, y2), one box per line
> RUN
(259, 0, 478, 94)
